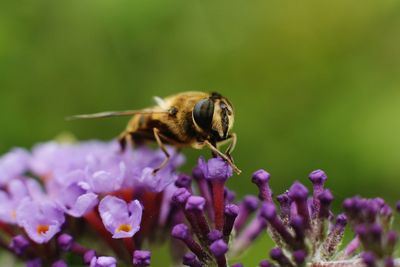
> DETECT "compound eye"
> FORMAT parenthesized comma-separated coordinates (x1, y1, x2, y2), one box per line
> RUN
(193, 99, 214, 130)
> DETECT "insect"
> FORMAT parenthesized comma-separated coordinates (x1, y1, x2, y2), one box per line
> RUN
(68, 91, 241, 174)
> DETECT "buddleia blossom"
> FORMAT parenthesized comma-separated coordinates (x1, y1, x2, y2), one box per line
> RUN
(0, 140, 183, 266)
(1, 139, 400, 266)
(343, 196, 398, 267)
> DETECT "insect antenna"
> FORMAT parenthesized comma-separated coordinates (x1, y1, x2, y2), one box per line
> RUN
(66, 110, 168, 120)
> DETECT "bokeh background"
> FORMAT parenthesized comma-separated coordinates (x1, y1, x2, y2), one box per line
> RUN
(1, 0, 400, 265)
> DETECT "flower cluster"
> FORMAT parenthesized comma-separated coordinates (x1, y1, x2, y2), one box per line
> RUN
(0, 140, 184, 266)
(171, 159, 400, 267)
(1, 139, 400, 267)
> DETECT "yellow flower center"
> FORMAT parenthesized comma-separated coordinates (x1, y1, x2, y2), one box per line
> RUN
(116, 224, 132, 233)
(36, 225, 50, 235)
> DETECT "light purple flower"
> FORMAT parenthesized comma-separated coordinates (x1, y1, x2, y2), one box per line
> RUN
(134, 166, 177, 192)
(0, 179, 29, 224)
(16, 198, 65, 244)
(98, 196, 142, 239)
(0, 148, 30, 186)
(56, 183, 98, 217)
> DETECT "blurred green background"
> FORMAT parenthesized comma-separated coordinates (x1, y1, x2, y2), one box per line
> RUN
(1, 0, 400, 265)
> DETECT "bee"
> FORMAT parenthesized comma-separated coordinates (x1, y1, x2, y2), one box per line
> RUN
(68, 91, 241, 174)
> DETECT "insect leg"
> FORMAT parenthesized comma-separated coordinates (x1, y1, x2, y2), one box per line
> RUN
(224, 133, 237, 156)
(152, 128, 170, 174)
(204, 140, 242, 175)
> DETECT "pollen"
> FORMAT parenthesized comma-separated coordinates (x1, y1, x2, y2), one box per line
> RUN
(10, 210, 16, 220)
(36, 224, 50, 235)
(116, 224, 132, 233)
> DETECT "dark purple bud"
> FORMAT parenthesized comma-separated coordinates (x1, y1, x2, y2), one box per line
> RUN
(224, 204, 239, 240)
(51, 260, 67, 267)
(318, 189, 334, 218)
(185, 196, 205, 211)
(270, 247, 283, 259)
(381, 205, 392, 217)
(290, 215, 305, 241)
(209, 239, 228, 257)
(387, 230, 398, 247)
(175, 174, 192, 189)
(293, 250, 307, 264)
(288, 182, 308, 201)
(319, 189, 334, 204)
(225, 203, 239, 217)
(84, 250, 97, 265)
(252, 169, 272, 202)
(308, 169, 327, 185)
(182, 253, 202, 267)
(336, 214, 347, 226)
(270, 247, 289, 265)
(172, 224, 190, 240)
(133, 250, 151, 267)
(362, 252, 376, 267)
(57, 234, 73, 251)
(172, 188, 191, 205)
(243, 195, 259, 211)
(356, 224, 368, 239)
(276, 193, 290, 206)
(343, 198, 355, 212)
(370, 223, 382, 241)
(231, 264, 244, 267)
(208, 230, 223, 242)
(9, 235, 29, 255)
(289, 182, 310, 228)
(396, 201, 400, 213)
(385, 257, 394, 267)
(259, 260, 273, 267)
(252, 169, 270, 185)
(224, 187, 236, 203)
(192, 157, 206, 181)
(260, 202, 277, 220)
(26, 259, 41, 267)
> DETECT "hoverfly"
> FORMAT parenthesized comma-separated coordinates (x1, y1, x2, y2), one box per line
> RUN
(69, 91, 241, 174)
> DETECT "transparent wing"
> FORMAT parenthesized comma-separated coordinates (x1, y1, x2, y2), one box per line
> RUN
(66, 110, 168, 120)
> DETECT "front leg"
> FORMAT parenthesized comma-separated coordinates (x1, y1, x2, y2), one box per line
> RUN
(204, 140, 241, 175)
(223, 133, 237, 161)
(152, 128, 170, 174)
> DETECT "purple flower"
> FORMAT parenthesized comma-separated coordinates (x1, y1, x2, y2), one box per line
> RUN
(98, 196, 142, 238)
(90, 256, 117, 267)
(0, 148, 30, 186)
(16, 198, 65, 244)
(56, 183, 98, 217)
